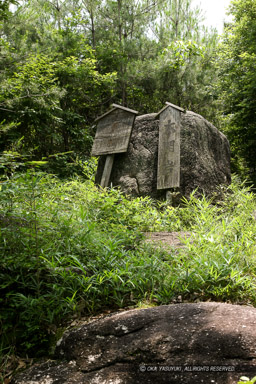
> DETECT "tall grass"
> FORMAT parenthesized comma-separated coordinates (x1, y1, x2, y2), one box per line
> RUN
(0, 172, 256, 360)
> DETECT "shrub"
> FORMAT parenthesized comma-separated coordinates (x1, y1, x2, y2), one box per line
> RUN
(0, 172, 256, 358)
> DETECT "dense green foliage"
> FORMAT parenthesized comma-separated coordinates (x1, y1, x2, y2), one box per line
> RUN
(0, 0, 17, 20)
(0, 0, 220, 173)
(238, 377, 256, 384)
(216, 0, 256, 183)
(1, 172, 256, 362)
(0, 44, 116, 159)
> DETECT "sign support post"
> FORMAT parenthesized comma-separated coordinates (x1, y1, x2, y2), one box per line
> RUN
(91, 104, 138, 188)
(100, 154, 115, 188)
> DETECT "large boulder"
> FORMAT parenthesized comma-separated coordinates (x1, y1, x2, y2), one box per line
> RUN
(95, 112, 231, 200)
(11, 303, 256, 384)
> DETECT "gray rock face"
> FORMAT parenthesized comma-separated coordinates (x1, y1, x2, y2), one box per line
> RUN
(95, 112, 231, 200)
(11, 303, 256, 384)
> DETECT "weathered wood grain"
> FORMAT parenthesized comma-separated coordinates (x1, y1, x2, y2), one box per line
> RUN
(157, 106, 181, 190)
(100, 154, 115, 188)
(155, 102, 184, 119)
(91, 108, 136, 156)
(165, 101, 185, 113)
(111, 104, 138, 114)
(94, 108, 116, 123)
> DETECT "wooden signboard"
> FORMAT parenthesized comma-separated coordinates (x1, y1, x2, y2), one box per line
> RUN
(156, 102, 184, 190)
(91, 105, 138, 156)
(91, 104, 138, 188)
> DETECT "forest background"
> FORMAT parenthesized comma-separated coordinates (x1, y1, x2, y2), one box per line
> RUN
(1, 0, 256, 380)
(0, 0, 256, 182)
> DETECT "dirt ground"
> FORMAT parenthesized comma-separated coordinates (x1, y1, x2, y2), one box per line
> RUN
(144, 231, 192, 249)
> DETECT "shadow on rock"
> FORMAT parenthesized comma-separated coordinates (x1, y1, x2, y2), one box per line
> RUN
(11, 302, 256, 384)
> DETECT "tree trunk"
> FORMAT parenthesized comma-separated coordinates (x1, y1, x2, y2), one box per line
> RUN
(117, 0, 122, 42)
(90, 7, 96, 49)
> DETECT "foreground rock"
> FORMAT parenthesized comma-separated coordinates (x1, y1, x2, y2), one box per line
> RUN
(12, 303, 256, 384)
(95, 112, 231, 200)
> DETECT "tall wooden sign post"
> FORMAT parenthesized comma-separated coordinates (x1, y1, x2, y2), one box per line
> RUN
(91, 104, 138, 188)
(156, 102, 185, 192)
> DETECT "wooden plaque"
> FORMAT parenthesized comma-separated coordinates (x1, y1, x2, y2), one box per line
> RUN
(157, 106, 181, 190)
(91, 108, 136, 156)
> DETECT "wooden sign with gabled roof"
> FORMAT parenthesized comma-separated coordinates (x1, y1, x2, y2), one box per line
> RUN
(91, 104, 138, 156)
(155, 102, 185, 191)
(91, 104, 138, 188)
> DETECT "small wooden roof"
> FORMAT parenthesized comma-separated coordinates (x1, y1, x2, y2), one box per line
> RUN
(95, 104, 139, 123)
(155, 102, 185, 118)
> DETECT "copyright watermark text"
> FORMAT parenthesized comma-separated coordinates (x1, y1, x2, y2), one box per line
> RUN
(139, 365, 236, 373)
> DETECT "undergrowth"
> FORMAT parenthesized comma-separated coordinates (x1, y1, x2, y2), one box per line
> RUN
(0, 172, 256, 365)
(238, 377, 256, 384)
